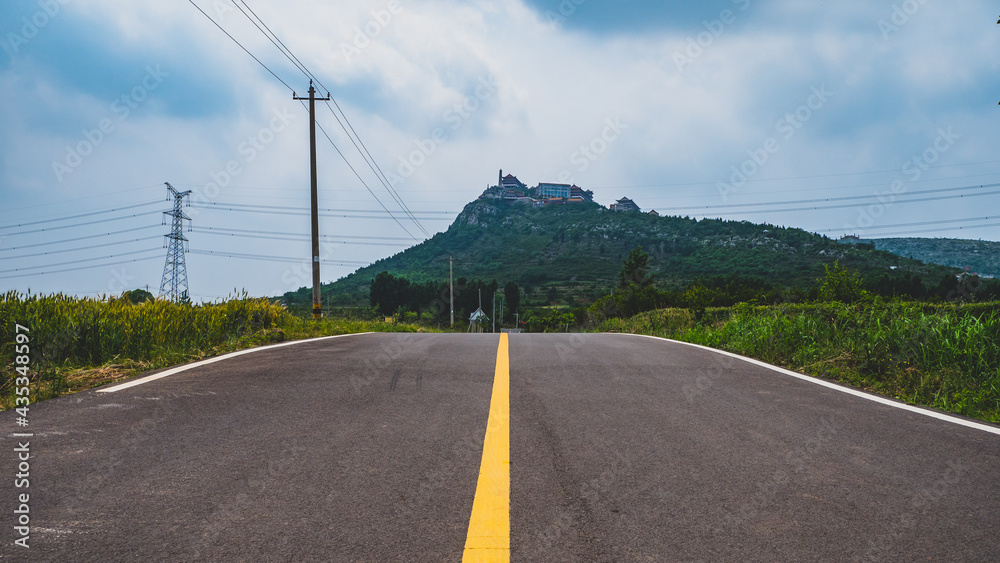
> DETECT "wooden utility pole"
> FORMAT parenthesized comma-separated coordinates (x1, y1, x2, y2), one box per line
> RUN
(293, 81, 331, 320)
(450, 255, 454, 327)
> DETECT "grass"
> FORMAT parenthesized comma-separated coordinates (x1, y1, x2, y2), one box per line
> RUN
(0, 291, 431, 409)
(8, 290, 998, 424)
(599, 301, 1000, 424)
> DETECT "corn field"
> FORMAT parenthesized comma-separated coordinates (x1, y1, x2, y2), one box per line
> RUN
(1, 291, 287, 403)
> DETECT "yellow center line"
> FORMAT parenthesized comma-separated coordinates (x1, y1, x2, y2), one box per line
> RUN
(463, 333, 510, 562)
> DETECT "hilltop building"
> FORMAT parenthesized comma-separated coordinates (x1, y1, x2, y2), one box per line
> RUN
(571, 185, 595, 202)
(480, 171, 637, 213)
(610, 197, 640, 212)
(499, 170, 527, 192)
(537, 183, 572, 199)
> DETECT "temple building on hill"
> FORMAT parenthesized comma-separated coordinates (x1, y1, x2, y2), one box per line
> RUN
(480, 170, 605, 209)
(498, 170, 527, 192)
(571, 185, 594, 202)
(610, 197, 640, 212)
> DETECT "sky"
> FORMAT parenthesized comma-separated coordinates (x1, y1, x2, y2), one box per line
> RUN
(2, 0, 1000, 301)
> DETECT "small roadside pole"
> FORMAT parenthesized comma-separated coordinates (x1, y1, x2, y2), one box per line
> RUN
(492, 290, 504, 333)
(450, 255, 454, 328)
(293, 80, 331, 320)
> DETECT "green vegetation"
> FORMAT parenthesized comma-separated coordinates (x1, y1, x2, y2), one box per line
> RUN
(599, 301, 1000, 423)
(588, 247, 1000, 423)
(0, 291, 427, 408)
(285, 199, 959, 310)
(867, 237, 1000, 278)
(366, 271, 526, 327)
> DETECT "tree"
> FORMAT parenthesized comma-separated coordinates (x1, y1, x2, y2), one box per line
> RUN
(504, 281, 520, 320)
(547, 286, 559, 303)
(122, 289, 154, 304)
(370, 271, 410, 316)
(817, 261, 869, 303)
(683, 284, 714, 321)
(618, 246, 653, 289)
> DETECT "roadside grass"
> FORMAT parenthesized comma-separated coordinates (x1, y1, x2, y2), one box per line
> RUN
(0, 291, 431, 409)
(599, 301, 1000, 424)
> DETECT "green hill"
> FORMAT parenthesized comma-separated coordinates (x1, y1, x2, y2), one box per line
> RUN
(281, 198, 958, 310)
(868, 238, 1000, 278)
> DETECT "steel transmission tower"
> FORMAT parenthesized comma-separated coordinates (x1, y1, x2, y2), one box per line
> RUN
(159, 182, 193, 302)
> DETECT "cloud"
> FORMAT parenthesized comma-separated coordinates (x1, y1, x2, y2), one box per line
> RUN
(2, 0, 1000, 298)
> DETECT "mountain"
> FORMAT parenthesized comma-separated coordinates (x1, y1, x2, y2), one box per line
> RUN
(868, 238, 1000, 278)
(281, 198, 958, 309)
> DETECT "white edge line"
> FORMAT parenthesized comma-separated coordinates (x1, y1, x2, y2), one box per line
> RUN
(96, 332, 377, 393)
(621, 333, 1000, 437)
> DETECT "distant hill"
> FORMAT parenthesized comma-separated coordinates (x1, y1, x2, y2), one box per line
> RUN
(868, 238, 1000, 278)
(282, 198, 958, 308)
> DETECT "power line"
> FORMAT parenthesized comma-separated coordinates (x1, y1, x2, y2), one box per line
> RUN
(188, 204, 451, 221)
(0, 225, 160, 252)
(694, 187, 1000, 217)
(593, 158, 1000, 191)
(193, 227, 412, 241)
(0, 248, 162, 275)
(229, 0, 312, 79)
(0, 255, 162, 281)
(194, 229, 410, 246)
(3, 235, 162, 261)
(308, 106, 425, 242)
(227, 0, 433, 240)
(322, 100, 432, 238)
(191, 225, 415, 241)
(639, 171, 1000, 202)
(0, 201, 161, 230)
(188, 249, 370, 266)
(671, 182, 1000, 211)
(192, 201, 456, 214)
(864, 222, 1000, 238)
(813, 215, 998, 233)
(195, 0, 441, 248)
(186, 0, 294, 92)
(0, 211, 162, 237)
(0, 185, 162, 215)
(233, 0, 324, 88)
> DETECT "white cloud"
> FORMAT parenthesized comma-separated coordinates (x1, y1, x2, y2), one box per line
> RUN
(3, 0, 1000, 298)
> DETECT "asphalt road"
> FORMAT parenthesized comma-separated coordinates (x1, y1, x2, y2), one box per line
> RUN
(3, 333, 999, 561)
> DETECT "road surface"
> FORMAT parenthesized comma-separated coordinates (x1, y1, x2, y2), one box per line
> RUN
(3, 333, 999, 561)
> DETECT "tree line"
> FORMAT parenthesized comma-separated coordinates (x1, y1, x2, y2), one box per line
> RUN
(369, 271, 521, 323)
(590, 246, 1000, 322)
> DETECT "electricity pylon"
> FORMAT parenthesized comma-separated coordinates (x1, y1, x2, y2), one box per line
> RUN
(159, 182, 193, 302)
